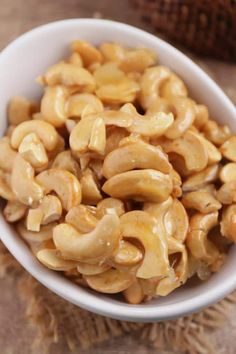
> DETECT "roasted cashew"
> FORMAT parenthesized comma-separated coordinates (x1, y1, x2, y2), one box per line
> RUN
(192, 131, 222, 165)
(37, 249, 79, 271)
(123, 280, 144, 304)
(43, 62, 95, 92)
(8, 96, 37, 125)
(77, 262, 110, 275)
(186, 211, 220, 265)
(105, 127, 128, 155)
(220, 136, 236, 162)
(51, 150, 81, 178)
(119, 48, 156, 73)
(11, 154, 44, 206)
(102, 141, 171, 179)
(220, 204, 236, 243)
(84, 268, 134, 294)
(17, 221, 57, 243)
(18, 133, 48, 169)
(220, 163, 236, 183)
(65, 205, 98, 233)
(182, 164, 220, 192)
(203, 120, 231, 146)
(53, 214, 120, 262)
(96, 79, 140, 104)
(71, 40, 103, 67)
(112, 240, 143, 266)
(194, 104, 209, 130)
(182, 191, 221, 213)
(102, 169, 173, 202)
(36, 169, 81, 211)
(216, 181, 236, 204)
(99, 43, 125, 62)
(80, 168, 102, 205)
(120, 211, 169, 278)
(26, 195, 62, 231)
(11, 120, 59, 151)
(163, 130, 208, 174)
(0, 169, 16, 201)
(3, 201, 27, 222)
(96, 198, 125, 218)
(41, 86, 68, 127)
(66, 93, 103, 118)
(0, 137, 17, 172)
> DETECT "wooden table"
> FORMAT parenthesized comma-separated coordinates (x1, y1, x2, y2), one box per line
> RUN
(0, 1, 235, 353)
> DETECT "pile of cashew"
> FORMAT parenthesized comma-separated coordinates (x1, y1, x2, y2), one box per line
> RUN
(1, 40, 235, 305)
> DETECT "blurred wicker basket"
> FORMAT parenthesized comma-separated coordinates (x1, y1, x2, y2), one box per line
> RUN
(132, 0, 236, 61)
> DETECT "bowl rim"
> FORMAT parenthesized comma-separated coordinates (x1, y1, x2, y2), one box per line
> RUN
(0, 18, 236, 322)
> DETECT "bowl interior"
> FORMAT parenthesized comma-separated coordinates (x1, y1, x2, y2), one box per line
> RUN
(0, 19, 235, 321)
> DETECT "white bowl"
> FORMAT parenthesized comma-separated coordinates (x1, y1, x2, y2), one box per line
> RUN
(0, 19, 235, 322)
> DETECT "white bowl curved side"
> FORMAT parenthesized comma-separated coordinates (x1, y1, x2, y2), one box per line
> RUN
(0, 19, 235, 322)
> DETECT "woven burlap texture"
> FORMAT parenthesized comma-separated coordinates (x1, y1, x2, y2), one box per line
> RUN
(1, 241, 236, 354)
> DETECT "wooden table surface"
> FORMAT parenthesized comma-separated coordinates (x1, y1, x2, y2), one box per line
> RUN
(0, 1, 235, 354)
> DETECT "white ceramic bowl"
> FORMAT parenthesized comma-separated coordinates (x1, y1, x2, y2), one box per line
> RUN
(0, 19, 235, 322)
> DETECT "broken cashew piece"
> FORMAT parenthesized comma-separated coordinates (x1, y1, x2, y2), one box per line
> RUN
(36, 169, 81, 211)
(102, 169, 173, 202)
(18, 133, 48, 169)
(120, 211, 169, 279)
(8, 96, 37, 125)
(102, 141, 171, 179)
(37, 249, 79, 271)
(53, 214, 121, 263)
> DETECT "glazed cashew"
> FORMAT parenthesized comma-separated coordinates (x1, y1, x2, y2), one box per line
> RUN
(182, 191, 222, 214)
(102, 141, 171, 179)
(182, 164, 220, 192)
(220, 163, 236, 183)
(84, 268, 134, 294)
(123, 280, 144, 304)
(96, 198, 125, 218)
(43, 63, 95, 92)
(112, 240, 143, 266)
(186, 211, 220, 265)
(18, 133, 48, 169)
(220, 204, 236, 243)
(120, 211, 169, 278)
(26, 195, 62, 231)
(8, 96, 37, 125)
(53, 214, 121, 262)
(36, 169, 81, 211)
(71, 40, 103, 67)
(194, 104, 209, 130)
(0, 137, 17, 172)
(139, 66, 187, 109)
(163, 130, 208, 174)
(3, 201, 27, 222)
(80, 168, 102, 205)
(66, 93, 103, 118)
(11, 154, 44, 206)
(65, 205, 98, 233)
(77, 262, 110, 275)
(102, 169, 173, 202)
(203, 120, 231, 146)
(41, 86, 67, 127)
(37, 249, 79, 271)
(11, 120, 59, 151)
(216, 181, 236, 204)
(220, 136, 236, 162)
(51, 150, 81, 178)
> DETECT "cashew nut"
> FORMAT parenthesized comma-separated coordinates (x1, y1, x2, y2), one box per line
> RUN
(11, 120, 59, 151)
(203, 120, 231, 146)
(68, 52, 83, 66)
(216, 181, 236, 204)
(99, 43, 125, 62)
(182, 191, 222, 213)
(71, 40, 103, 67)
(220, 136, 236, 162)
(77, 262, 110, 275)
(18, 133, 48, 169)
(123, 280, 144, 304)
(11, 154, 44, 206)
(51, 150, 81, 178)
(43, 62, 95, 92)
(102, 141, 171, 179)
(105, 127, 128, 155)
(3, 200, 27, 222)
(84, 268, 134, 294)
(80, 168, 102, 205)
(194, 104, 209, 130)
(220, 204, 236, 243)
(0, 169, 16, 201)
(170, 169, 182, 198)
(89, 159, 103, 180)
(119, 48, 156, 73)
(17, 221, 57, 243)
(96, 79, 140, 104)
(65, 205, 98, 233)
(36, 169, 81, 211)
(220, 163, 236, 183)
(192, 131, 222, 165)
(41, 86, 67, 127)
(186, 211, 220, 265)
(182, 164, 220, 192)
(102, 169, 173, 202)
(53, 214, 120, 263)
(120, 211, 169, 278)
(0, 137, 17, 172)
(8, 96, 37, 125)
(112, 240, 143, 266)
(37, 248, 79, 271)
(96, 198, 125, 219)
(66, 93, 103, 118)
